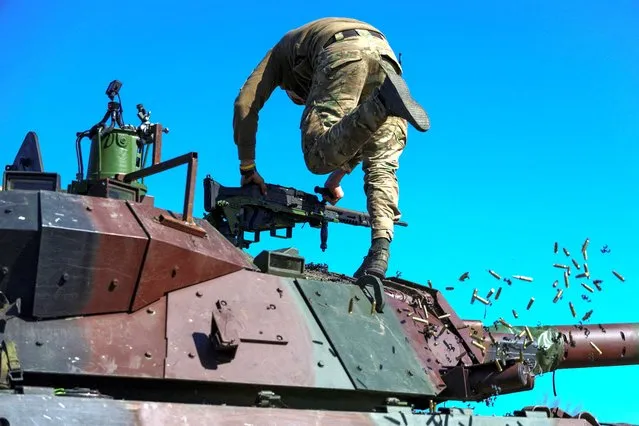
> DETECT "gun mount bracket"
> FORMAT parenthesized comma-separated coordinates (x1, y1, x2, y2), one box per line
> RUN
(355, 274, 386, 313)
(158, 214, 207, 238)
(122, 152, 198, 224)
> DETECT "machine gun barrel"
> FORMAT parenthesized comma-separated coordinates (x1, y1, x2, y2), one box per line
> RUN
(325, 204, 408, 227)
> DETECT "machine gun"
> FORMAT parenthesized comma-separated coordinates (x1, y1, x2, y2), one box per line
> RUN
(203, 175, 407, 251)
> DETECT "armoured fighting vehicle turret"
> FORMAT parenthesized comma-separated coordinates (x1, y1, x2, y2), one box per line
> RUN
(0, 81, 635, 425)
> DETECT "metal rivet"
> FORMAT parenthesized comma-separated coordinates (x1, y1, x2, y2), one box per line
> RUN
(188, 352, 195, 358)
(276, 335, 283, 341)
(172, 266, 179, 278)
(4, 209, 11, 214)
(146, 308, 155, 315)
(144, 352, 152, 359)
(356, 365, 362, 371)
(35, 341, 43, 346)
(317, 361, 324, 367)
(407, 370, 414, 376)
(196, 291, 203, 297)
(86, 206, 93, 211)
(109, 279, 118, 292)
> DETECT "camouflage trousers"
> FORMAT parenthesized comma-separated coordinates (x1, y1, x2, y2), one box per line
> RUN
(300, 30, 408, 241)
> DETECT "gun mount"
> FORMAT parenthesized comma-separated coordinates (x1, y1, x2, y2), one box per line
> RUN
(0, 81, 635, 425)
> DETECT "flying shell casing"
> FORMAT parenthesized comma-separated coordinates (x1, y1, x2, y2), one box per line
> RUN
(412, 316, 429, 324)
(421, 302, 429, 319)
(488, 270, 501, 280)
(590, 341, 603, 355)
(553, 263, 569, 270)
(517, 329, 526, 339)
(499, 318, 512, 329)
(582, 238, 590, 260)
(612, 270, 625, 282)
(475, 294, 491, 305)
(512, 309, 519, 318)
(581, 283, 594, 293)
(554, 242, 558, 253)
(576, 273, 588, 279)
(584, 263, 589, 275)
(582, 309, 593, 321)
(438, 313, 451, 319)
(593, 281, 602, 291)
(526, 297, 535, 310)
(525, 326, 534, 342)
(563, 247, 570, 256)
(569, 301, 576, 317)
(513, 275, 533, 282)
(486, 288, 495, 299)
(572, 259, 580, 269)
(348, 297, 354, 314)
(371, 301, 377, 315)
(495, 287, 502, 300)
(471, 340, 486, 351)
(552, 280, 559, 288)
(470, 333, 484, 343)
(471, 289, 477, 305)
(427, 280, 433, 288)
(564, 271, 570, 288)
(495, 359, 503, 372)
(553, 289, 563, 303)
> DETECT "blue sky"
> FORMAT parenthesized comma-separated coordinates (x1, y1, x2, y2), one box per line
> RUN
(1, 0, 638, 423)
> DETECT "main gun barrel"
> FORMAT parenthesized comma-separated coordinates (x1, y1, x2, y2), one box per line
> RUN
(465, 321, 639, 373)
(553, 323, 639, 369)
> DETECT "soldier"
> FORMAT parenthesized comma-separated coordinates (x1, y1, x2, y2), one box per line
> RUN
(233, 17, 430, 278)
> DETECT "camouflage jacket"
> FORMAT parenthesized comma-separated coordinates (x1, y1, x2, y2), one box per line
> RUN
(232, 17, 384, 161)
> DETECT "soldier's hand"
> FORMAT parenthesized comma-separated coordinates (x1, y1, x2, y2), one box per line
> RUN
(240, 168, 267, 195)
(323, 170, 346, 205)
(323, 185, 344, 205)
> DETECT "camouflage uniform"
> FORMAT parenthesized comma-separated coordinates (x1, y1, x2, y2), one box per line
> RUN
(233, 18, 429, 276)
(300, 31, 407, 241)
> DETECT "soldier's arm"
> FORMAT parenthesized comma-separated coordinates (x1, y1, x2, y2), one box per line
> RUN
(233, 47, 283, 163)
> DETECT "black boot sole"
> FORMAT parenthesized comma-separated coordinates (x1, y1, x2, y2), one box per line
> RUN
(379, 62, 430, 132)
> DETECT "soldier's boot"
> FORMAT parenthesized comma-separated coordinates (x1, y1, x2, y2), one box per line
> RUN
(353, 238, 390, 279)
(376, 61, 430, 132)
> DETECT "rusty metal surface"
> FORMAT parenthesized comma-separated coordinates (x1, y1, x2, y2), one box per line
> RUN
(4, 297, 166, 377)
(165, 269, 349, 388)
(556, 323, 639, 368)
(128, 201, 255, 311)
(34, 191, 148, 318)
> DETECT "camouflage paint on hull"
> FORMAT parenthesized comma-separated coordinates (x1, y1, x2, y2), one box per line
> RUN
(0, 190, 256, 318)
(0, 394, 629, 426)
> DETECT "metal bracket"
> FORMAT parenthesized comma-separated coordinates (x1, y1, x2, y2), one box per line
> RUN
(355, 274, 385, 313)
(209, 299, 289, 360)
(122, 152, 198, 224)
(209, 300, 241, 359)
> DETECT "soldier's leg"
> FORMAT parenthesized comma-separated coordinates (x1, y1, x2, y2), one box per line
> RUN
(353, 115, 407, 278)
(301, 38, 390, 175)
